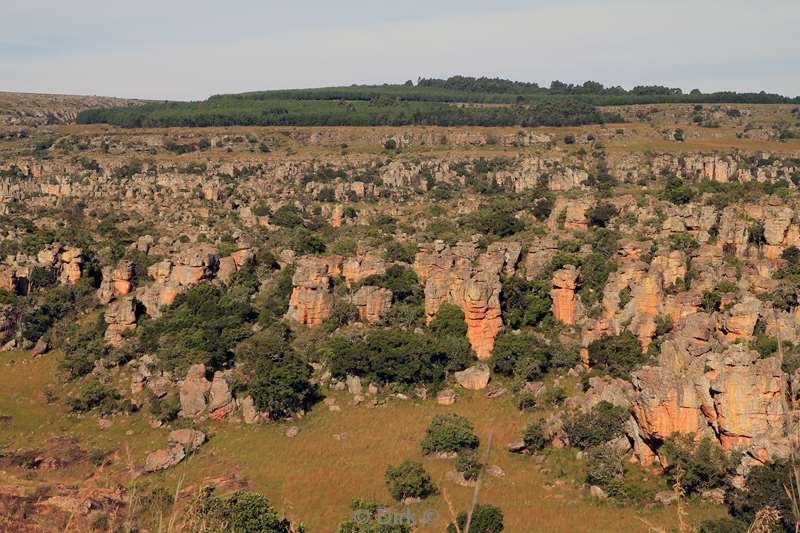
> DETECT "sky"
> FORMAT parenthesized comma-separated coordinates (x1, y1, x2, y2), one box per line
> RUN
(2, 0, 799, 101)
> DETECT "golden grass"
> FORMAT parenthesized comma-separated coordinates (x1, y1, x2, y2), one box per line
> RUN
(0, 350, 730, 532)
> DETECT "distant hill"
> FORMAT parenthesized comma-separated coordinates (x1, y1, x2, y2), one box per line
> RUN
(0, 92, 146, 127)
(75, 76, 800, 128)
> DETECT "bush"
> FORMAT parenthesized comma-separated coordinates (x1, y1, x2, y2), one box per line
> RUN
(586, 203, 619, 228)
(587, 332, 645, 379)
(137, 283, 254, 373)
(67, 380, 132, 416)
(384, 240, 417, 264)
(422, 413, 479, 455)
(59, 313, 108, 379)
(235, 330, 315, 418)
(578, 253, 618, 306)
(464, 202, 524, 237)
(490, 333, 548, 379)
(336, 499, 411, 533)
(325, 328, 472, 388)
(447, 504, 504, 533)
(362, 265, 422, 304)
(522, 421, 547, 452)
(429, 303, 467, 337)
(384, 460, 436, 501)
(661, 434, 731, 495)
(727, 460, 794, 532)
(563, 401, 629, 449)
(499, 276, 551, 328)
(195, 488, 291, 533)
(257, 267, 295, 322)
(149, 394, 180, 423)
(585, 446, 625, 496)
(456, 449, 481, 480)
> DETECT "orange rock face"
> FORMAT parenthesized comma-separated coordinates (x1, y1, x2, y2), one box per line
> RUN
(415, 240, 518, 359)
(285, 256, 342, 326)
(352, 285, 392, 323)
(551, 266, 581, 325)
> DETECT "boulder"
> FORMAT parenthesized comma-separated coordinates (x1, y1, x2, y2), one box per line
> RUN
(437, 388, 457, 405)
(144, 445, 186, 473)
(454, 364, 491, 390)
(179, 364, 211, 417)
(168, 429, 206, 452)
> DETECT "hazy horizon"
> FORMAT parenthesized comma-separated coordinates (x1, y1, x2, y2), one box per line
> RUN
(3, 0, 799, 101)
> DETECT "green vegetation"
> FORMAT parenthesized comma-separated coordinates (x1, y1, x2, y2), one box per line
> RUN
(137, 283, 254, 373)
(586, 332, 645, 379)
(336, 500, 411, 533)
(421, 413, 480, 455)
(384, 460, 436, 501)
(77, 97, 612, 128)
(324, 327, 471, 390)
(66, 379, 133, 415)
(660, 433, 731, 496)
(447, 504, 504, 533)
(499, 276, 552, 329)
(522, 421, 547, 452)
(563, 401, 629, 449)
(193, 487, 292, 533)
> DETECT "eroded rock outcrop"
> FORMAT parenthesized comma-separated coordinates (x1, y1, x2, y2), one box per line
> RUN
(630, 315, 787, 467)
(415, 240, 519, 358)
(352, 285, 393, 324)
(285, 256, 342, 326)
(104, 297, 137, 347)
(551, 265, 581, 325)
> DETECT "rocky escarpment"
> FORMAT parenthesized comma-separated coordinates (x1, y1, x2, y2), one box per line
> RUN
(414, 239, 521, 359)
(631, 318, 787, 474)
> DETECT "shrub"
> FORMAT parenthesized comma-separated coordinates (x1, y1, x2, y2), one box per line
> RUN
(522, 421, 547, 452)
(195, 488, 291, 533)
(491, 333, 545, 377)
(585, 446, 625, 496)
(464, 202, 524, 237)
(782, 245, 800, 265)
(384, 240, 417, 264)
(59, 313, 108, 379)
(236, 330, 315, 418)
(149, 394, 180, 423)
(516, 392, 536, 411)
(429, 303, 467, 337)
(323, 300, 360, 332)
(726, 460, 794, 531)
(384, 460, 436, 501)
(663, 175, 695, 205)
(138, 283, 254, 373)
(578, 253, 617, 306)
(257, 267, 295, 322)
(587, 332, 645, 379)
(362, 265, 422, 304)
(661, 433, 731, 495)
(563, 401, 629, 449)
(499, 276, 551, 328)
(422, 413, 479, 455)
(67, 380, 132, 416)
(447, 504, 504, 533)
(336, 499, 411, 533)
(586, 203, 619, 228)
(456, 449, 481, 480)
(325, 327, 472, 388)
(247, 357, 314, 418)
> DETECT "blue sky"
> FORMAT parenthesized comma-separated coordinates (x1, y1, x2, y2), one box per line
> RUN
(2, 0, 799, 100)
